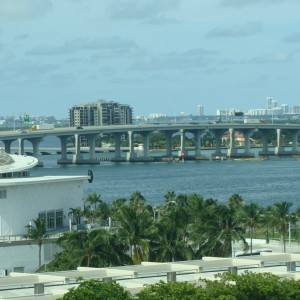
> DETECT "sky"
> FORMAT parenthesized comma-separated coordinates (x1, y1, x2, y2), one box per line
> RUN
(0, 0, 299, 119)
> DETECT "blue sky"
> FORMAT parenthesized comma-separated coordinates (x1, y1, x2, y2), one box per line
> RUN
(0, 0, 299, 119)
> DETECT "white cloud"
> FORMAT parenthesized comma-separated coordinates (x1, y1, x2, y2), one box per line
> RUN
(0, 0, 52, 22)
(26, 36, 145, 57)
(220, 0, 295, 7)
(131, 48, 218, 71)
(0, 50, 13, 61)
(249, 52, 292, 63)
(207, 22, 262, 38)
(283, 32, 300, 43)
(109, 0, 181, 19)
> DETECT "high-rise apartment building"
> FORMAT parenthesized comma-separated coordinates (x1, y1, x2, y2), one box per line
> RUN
(69, 100, 133, 127)
(266, 97, 277, 109)
(197, 105, 204, 116)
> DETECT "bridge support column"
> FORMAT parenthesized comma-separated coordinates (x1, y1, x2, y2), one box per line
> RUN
(194, 130, 202, 157)
(291, 131, 300, 155)
(18, 138, 24, 155)
(244, 131, 251, 156)
(193, 129, 206, 158)
(241, 129, 255, 158)
(3, 140, 14, 154)
(227, 128, 237, 157)
(164, 131, 173, 157)
(141, 131, 154, 161)
(73, 134, 82, 162)
(57, 136, 71, 164)
(180, 129, 188, 157)
(275, 128, 286, 156)
(210, 130, 226, 158)
(258, 130, 274, 157)
(111, 133, 124, 162)
(127, 131, 136, 161)
(27, 137, 44, 166)
(71, 134, 99, 165)
(87, 134, 99, 161)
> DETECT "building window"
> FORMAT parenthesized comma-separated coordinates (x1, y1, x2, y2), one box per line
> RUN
(47, 210, 55, 229)
(0, 190, 7, 199)
(55, 210, 63, 228)
(38, 211, 46, 222)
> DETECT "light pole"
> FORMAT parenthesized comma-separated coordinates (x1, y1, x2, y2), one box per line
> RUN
(146, 203, 157, 222)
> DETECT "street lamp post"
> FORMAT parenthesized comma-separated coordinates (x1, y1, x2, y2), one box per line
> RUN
(146, 203, 157, 222)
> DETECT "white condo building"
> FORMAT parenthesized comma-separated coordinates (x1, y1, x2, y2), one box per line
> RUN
(0, 150, 91, 273)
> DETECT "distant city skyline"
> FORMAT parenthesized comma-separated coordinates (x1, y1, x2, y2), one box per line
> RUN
(0, 0, 299, 118)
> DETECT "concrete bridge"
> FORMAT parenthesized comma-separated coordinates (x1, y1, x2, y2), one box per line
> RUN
(0, 123, 299, 165)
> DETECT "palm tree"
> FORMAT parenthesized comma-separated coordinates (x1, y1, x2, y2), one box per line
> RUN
(244, 203, 261, 255)
(149, 218, 193, 262)
(260, 205, 277, 243)
(68, 207, 82, 227)
(202, 203, 247, 257)
(56, 229, 131, 269)
(24, 218, 47, 272)
(85, 193, 105, 224)
(164, 191, 176, 203)
(129, 191, 146, 210)
(273, 201, 293, 253)
(85, 192, 102, 211)
(116, 201, 153, 264)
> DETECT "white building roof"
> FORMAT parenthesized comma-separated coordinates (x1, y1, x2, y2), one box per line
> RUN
(0, 175, 90, 186)
(0, 150, 38, 174)
(0, 253, 299, 299)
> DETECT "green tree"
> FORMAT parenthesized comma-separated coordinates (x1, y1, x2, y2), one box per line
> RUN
(57, 280, 132, 300)
(273, 201, 293, 252)
(244, 203, 261, 254)
(55, 229, 131, 269)
(24, 218, 47, 272)
(85, 193, 109, 224)
(116, 198, 153, 264)
(136, 281, 203, 300)
(68, 207, 82, 226)
(202, 202, 247, 257)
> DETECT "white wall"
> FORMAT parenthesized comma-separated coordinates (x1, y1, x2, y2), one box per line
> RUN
(0, 178, 85, 235)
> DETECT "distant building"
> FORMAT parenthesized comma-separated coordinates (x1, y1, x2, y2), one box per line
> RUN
(197, 105, 204, 116)
(267, 97, 277, 109)
(69, 100, 133, 127)
(290, 106, 300, 114)
(148, 113, 167, 119)
(281, 104, 289, 114)
(247, 109, 268, 116)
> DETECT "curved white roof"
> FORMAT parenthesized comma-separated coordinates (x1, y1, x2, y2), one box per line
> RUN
(0, 150, 38, 174)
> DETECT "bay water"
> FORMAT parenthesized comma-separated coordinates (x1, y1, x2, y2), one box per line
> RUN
(29, 148, 300, 209)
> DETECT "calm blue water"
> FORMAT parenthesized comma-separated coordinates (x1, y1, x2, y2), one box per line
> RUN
(29, 150, 300, 209)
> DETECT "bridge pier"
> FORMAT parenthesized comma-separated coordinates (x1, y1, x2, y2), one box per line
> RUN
(58, 134, 99, 165)
(111, 133, 126, 162)
(164, 131, 174, 157)
(237, 129, 255, 158)
(18, 138, 25, 155)
(180, 129, 188, 158)
(188, 129, 206, 159)
(227, 128, 237, 158)
(57, 136, 72, 164)
(210, 129, 226, 158)
(258, 129, 274, 157)
(2, 139, 15, 154)
(275, 128, 289, 156)
(126, 131, 155, 162)
(291, 130, 300, 155)
(141, 131, 154, 161)
(26, 137, 44, 166)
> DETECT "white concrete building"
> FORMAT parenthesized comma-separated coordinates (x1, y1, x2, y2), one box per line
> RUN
(0, 150, 91, 273)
